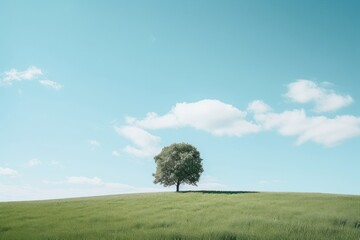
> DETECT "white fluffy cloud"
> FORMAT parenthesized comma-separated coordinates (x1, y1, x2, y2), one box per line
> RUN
(133, 99, 261, 137)
(116, 100, 260, 158)
(1, 66, 42, 85)
(39, 79, 62, 90)
(0, 167, 19, 177)
(116, 82, 358, 153)
(115, 126, 160, 157)
(285, 80, 353, 112)
(247, 100, 272, 114)
(255, 109, 360, 146)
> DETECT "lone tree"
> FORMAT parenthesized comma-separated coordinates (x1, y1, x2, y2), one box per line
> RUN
(153, 143, 203, 192)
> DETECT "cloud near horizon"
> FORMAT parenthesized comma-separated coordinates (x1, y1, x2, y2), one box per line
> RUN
(66, 176, 162, 194)
(0, 167, 19, 177)
(67, 176, 119, 187)
(0, 177, 162, 201)
(116, 80, 360, 157)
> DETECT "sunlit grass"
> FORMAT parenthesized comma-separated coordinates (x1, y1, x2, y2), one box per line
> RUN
(0, 192, 359, 239)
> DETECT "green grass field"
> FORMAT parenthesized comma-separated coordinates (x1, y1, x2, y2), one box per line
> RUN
(0, 191, 359, 240)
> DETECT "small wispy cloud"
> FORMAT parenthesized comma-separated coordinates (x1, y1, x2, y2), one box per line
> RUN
(39, 79, 62, 90)
(0, 167, 19, 177)
(112, 150, 120, 157)
(48, 160, 64, 169)
(1, 66, 63, 90)
(1, 66, 42, 85)
(27, 159, 42, 167)
(88, 139, 100, 147)
(50, 160, 60, 166)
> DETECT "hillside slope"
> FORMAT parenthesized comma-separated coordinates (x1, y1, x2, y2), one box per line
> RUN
(0, 192, 359, 240)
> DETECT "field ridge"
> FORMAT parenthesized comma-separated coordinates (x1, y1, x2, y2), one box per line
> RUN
(0, 191, 359, 240)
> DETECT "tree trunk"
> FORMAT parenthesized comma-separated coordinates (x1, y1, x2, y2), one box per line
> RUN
(176, 182, 180, 192)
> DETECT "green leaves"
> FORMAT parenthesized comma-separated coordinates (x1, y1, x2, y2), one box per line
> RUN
(153, 143, 204, 191)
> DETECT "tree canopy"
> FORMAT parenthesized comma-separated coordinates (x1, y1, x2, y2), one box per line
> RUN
(153, 143, 203, 192)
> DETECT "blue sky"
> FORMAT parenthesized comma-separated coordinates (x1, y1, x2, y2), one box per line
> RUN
(1, 0, 359, 201)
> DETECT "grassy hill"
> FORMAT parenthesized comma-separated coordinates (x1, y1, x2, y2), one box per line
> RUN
(0, 191, 359, 240)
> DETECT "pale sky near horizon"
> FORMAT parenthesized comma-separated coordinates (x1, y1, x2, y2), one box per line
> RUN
(1, 0, 359, 201)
